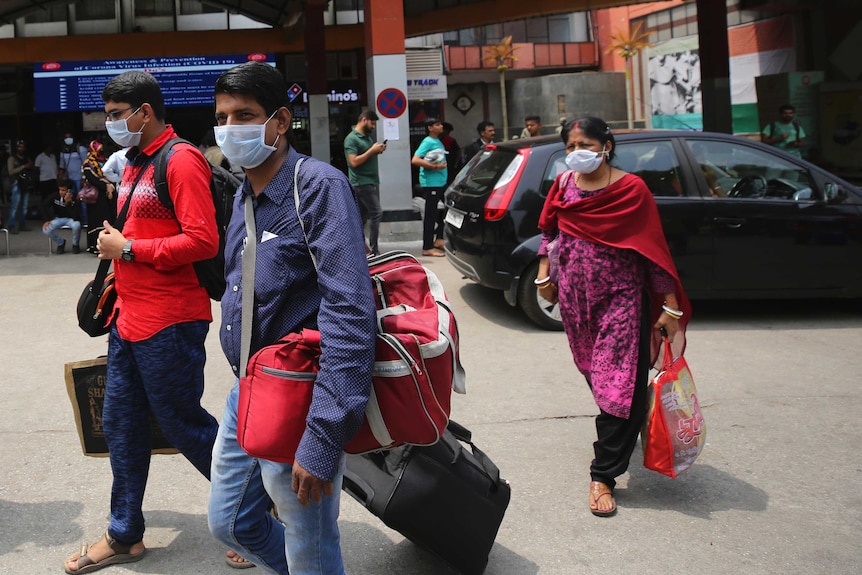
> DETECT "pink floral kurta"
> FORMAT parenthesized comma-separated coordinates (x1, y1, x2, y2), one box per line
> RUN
(540, 179, 674, 419)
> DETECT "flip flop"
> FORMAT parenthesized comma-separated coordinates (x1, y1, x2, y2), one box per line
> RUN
(64, 532, 145, 574)
(589, 481, 617, 517)
(422, 249, 445, 257)
(226, 550, 256, 569)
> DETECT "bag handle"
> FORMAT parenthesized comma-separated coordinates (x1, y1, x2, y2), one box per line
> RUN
(240, 157, 306, 378)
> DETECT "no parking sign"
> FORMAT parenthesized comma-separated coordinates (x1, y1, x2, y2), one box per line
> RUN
(376, 88, 407, 118)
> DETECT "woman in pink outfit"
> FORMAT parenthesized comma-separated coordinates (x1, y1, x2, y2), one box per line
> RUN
(537, 117, 690, 517)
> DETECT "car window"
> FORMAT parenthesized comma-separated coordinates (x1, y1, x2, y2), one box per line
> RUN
(541, 149, 568, 197)
(615, 141, 683, 197)
(450, 148, 519, 197)
(686, 140, 819, 201)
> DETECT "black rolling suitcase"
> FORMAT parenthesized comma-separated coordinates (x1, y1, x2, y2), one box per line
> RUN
(342, 420, 511, 575)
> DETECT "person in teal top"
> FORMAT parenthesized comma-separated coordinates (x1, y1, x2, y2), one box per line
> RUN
(762, 103, 806, 159)
(411, 119, 448, 256)
(344, 110, 386, 254)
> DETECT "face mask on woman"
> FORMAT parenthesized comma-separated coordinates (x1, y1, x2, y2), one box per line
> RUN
(213, 110, 280, 169)
(64, 137, 74, 146)
(565, 149, 608, 174)
(105, 107, 144, 148)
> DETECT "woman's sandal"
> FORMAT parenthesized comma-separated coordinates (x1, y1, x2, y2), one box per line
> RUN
(64, 532, 146, 574)
(589, 481, 617, 517)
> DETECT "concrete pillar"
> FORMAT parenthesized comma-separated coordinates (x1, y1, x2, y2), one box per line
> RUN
(697, 0, 733, 133)
(305, 2, 330, 162)
(364, 0, 412, 212)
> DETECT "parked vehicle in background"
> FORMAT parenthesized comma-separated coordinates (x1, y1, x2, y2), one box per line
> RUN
(443, 131, 862, 330)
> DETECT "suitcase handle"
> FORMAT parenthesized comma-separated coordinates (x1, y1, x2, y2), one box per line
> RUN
(445, 420, 502, 488)
(342, 469, 375, 507)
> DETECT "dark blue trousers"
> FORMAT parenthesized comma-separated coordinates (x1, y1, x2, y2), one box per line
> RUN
(104, 320, 218, 545)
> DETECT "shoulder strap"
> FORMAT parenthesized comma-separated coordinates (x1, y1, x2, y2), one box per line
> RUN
(240, 157, 307, 376)
(154, 137, 192, 211)
(292, 158, 315, 270)
(89, 153, 156, 292)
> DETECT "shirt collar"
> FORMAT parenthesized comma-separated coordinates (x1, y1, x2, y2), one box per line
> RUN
(241, 146, 301, 207)
(126, 125, 177, 164)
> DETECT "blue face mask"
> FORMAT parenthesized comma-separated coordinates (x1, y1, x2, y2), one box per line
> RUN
(105, 107, 143, 148)
(213, 110, 280, 169)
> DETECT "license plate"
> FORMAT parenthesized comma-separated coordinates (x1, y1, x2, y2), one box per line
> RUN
(445, 210, 465, 229)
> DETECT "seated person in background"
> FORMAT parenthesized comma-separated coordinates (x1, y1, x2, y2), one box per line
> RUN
(42, 179, 82, 254)
(701, 165, 727, 198)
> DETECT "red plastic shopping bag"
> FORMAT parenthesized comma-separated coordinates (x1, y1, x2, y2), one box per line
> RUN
(642, 338, 706, 478)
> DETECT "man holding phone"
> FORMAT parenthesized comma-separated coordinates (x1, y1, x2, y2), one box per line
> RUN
(344, 109, 386, 255)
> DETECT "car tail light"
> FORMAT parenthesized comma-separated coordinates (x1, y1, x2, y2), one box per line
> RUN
(484, 148, 529, 221)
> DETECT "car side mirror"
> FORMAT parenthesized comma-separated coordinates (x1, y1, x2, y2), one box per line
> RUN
(824, 183, 847, 204)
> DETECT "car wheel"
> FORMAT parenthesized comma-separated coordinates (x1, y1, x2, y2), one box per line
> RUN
(518, 262, 564, 331)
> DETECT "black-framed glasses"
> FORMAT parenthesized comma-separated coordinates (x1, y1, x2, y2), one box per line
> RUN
(105, 106, 140, 122)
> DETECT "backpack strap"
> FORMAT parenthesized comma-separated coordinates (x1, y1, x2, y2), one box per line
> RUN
(153, 137, 191, 211)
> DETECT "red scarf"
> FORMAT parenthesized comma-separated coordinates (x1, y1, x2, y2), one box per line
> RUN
(539, 171, 691, 364)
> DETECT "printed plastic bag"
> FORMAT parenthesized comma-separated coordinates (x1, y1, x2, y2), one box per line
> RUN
(642, 338, 705, 478)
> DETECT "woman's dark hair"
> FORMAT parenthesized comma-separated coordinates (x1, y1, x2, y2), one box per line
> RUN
(215, 62, 292, 118)
(560, 116, 616, 162)
(102, 71, 166, 121)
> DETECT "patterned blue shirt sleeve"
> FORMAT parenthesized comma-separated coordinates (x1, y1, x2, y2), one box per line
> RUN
(294, 160, 376, 480)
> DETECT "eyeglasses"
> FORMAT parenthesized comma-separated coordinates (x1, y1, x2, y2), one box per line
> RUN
(105, 106, 141, 122)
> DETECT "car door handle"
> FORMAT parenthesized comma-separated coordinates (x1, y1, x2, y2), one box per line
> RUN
(713, 216, 746, 228)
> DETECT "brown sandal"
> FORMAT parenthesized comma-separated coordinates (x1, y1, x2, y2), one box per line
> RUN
(589, 481, 617, 517)
(64, 532, 146, 574)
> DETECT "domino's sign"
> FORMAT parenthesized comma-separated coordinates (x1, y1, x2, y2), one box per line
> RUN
(406, 75, 448, 100)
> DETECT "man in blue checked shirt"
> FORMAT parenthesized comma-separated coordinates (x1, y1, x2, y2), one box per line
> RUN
(208, 62, 376, 575)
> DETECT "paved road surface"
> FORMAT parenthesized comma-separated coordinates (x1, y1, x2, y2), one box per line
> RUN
(1, 237, 861, 574)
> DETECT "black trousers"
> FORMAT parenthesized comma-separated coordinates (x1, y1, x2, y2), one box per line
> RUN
(589, 292, 651, 489)
(421, 186, 445, 250)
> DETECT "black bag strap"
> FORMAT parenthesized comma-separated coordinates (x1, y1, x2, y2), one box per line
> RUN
(89, 152, 158, 291)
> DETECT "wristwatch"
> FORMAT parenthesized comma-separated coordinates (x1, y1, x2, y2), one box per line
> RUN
(121, 240, 135, 262)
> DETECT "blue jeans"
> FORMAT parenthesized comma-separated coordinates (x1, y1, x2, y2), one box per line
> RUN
(8, 182, 30, 230)
(43, 217, 81, 246)
(209, 381, 346, 575)
(104, 320, 218, 545)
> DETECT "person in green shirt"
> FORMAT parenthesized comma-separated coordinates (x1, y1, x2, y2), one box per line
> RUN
(344, 109, 386, 254)
(411, 118, 448, 257)
(761, 104, 806, 159)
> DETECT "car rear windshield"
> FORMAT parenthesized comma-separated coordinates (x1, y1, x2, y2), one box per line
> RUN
(450, 148, 519, 197)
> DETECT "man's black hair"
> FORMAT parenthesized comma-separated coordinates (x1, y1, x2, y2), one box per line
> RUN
(778, 103, 795, 113)
(215, 62, 292, 118)
(359, 109, 379, 122)
(102, 70, 166, 121)
(476, 120, 494, 134)
(524, 115, 541, 124)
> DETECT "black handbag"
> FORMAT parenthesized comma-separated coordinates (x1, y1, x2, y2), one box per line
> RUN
(75, 154, 155, 337)
(77, 261, 116, 337)
(343, 420, 511, 575)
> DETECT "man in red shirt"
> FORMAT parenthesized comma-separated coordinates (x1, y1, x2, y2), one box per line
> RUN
(64, 71, 223, 574)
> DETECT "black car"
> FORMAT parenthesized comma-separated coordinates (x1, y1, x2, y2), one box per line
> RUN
(443, 131, 862, 330)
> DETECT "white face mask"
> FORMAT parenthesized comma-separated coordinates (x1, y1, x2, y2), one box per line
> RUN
(213, 110, 280, 169)
(64, 137, 74, 146)
(105, 107, 143, 148)
(565, 149, 608, 174)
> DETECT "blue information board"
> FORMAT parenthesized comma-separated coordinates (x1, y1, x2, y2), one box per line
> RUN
(33, 53, 276, 113)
